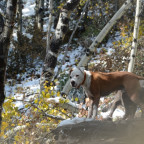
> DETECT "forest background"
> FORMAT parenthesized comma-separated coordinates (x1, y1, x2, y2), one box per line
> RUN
(0, 0, 144, 143)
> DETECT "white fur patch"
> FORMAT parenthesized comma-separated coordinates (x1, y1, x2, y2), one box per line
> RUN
(82, 70, 93, 98)
(84, 70, 91, 87)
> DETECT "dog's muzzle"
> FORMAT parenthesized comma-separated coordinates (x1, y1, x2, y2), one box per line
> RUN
(71, 81, 76, 87)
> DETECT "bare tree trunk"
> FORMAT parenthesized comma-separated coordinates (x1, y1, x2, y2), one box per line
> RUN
(115, 0, 119, 12)
(40, 0, 80, 92)
(17, 0, 22, 34)
(0, 0, 17, 128)
(17, 0, 23, 47)
(62, 0, 132, 95)
(128, 0, 142, 72)
(36, 0, 44, 30)
(46, 0, 53, 53)
(35, 0, 39, 25)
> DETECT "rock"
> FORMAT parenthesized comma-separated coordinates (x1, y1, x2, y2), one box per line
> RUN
(50, 119, 144, 144)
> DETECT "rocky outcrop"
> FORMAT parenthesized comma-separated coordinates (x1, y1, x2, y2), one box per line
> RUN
(50, 119, 144, 144)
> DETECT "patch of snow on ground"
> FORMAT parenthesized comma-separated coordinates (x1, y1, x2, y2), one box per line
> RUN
(22, 0, 35, 17)
(101, 108, 125, 120)
(59, 108, 125, 127)
(58, 117, 94, 127)
(5, 61, 42, 109)
(112, 108, 125, 119)
(55, 45, 84, 73)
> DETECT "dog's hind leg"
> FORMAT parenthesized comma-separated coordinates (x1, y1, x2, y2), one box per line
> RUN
(122, 90, 137, 119)
(92, 104, 98, 119)
(108, 91, 122, 118)
(129, 91, 144, 118)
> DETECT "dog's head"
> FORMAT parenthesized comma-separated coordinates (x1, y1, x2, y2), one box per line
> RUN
(70, 67, 85, 88)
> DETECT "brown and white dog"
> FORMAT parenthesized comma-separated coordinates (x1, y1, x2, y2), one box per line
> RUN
(70, 67, 144, 119)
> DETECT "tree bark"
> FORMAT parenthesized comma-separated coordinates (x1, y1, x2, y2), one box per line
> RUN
(36, 0, 44, 30)
(46, 0, 53, 54)
(62, 0, 132, 95)
(17, 0, 22, 34)
(40, 0, 80, 92)
(128, 0, 142, 72)
(0, 0, 17, 128)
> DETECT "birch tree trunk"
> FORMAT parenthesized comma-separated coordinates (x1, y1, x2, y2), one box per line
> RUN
(128, 0, 142, 72)
(62, 0, 132, 95)
(46, 0, 53, 54)
(37, 0, 44, 30)
(17, 0, 23, 46)
(40, 0, 80, 92)
(35, 0, 39, 25)
(0, 0, 17, 128)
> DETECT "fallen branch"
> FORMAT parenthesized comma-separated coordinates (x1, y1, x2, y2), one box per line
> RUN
(31, 103, 65, 120)
(44, 97, 79, 114)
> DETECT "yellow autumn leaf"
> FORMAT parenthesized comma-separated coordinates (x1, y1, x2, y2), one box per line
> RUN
(25, 104, 30, 108)
(45, 88, 49, 93)
(34, 99, 38, 104)
(42, 91, 46, 97)
(46, 93, 50, 98)
(62, 109, 66, 113)
(25, 140, 30, 144)
(75, 97, 78, 102)
(2, 122, 8, 127)
(65, 99, 69, 103)
(14, 135, 20, 141)
(51, 91, 54, 96)
(54, 79, 58, 82)
(57, 92, 60, 97)
(11, 123, 15, 127)
(39, 100, 42, 105)
(44, 86, 48, 89)
(34, 108, 37, 112)
(50, 82, 53, 86)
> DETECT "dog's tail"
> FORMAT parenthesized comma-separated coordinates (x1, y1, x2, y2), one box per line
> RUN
(137, 76, 144, 80)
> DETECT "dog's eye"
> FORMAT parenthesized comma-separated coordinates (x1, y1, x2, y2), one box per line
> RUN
(76, 75, 79, 77)
(70, 76, 72, 78)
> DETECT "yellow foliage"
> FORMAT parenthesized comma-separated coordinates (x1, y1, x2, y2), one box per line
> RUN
(1, 79, 70, 143)
(46, 93, 50, 98)
(42, 91, 46, 97)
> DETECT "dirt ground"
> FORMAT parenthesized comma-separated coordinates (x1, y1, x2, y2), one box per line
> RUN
(50, 119, 144, 144)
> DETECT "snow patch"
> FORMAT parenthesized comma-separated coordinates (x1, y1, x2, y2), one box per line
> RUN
(58, 117, 94, 127)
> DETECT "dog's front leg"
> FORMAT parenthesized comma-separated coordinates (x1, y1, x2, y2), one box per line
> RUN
(87, 99, 93, 118)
